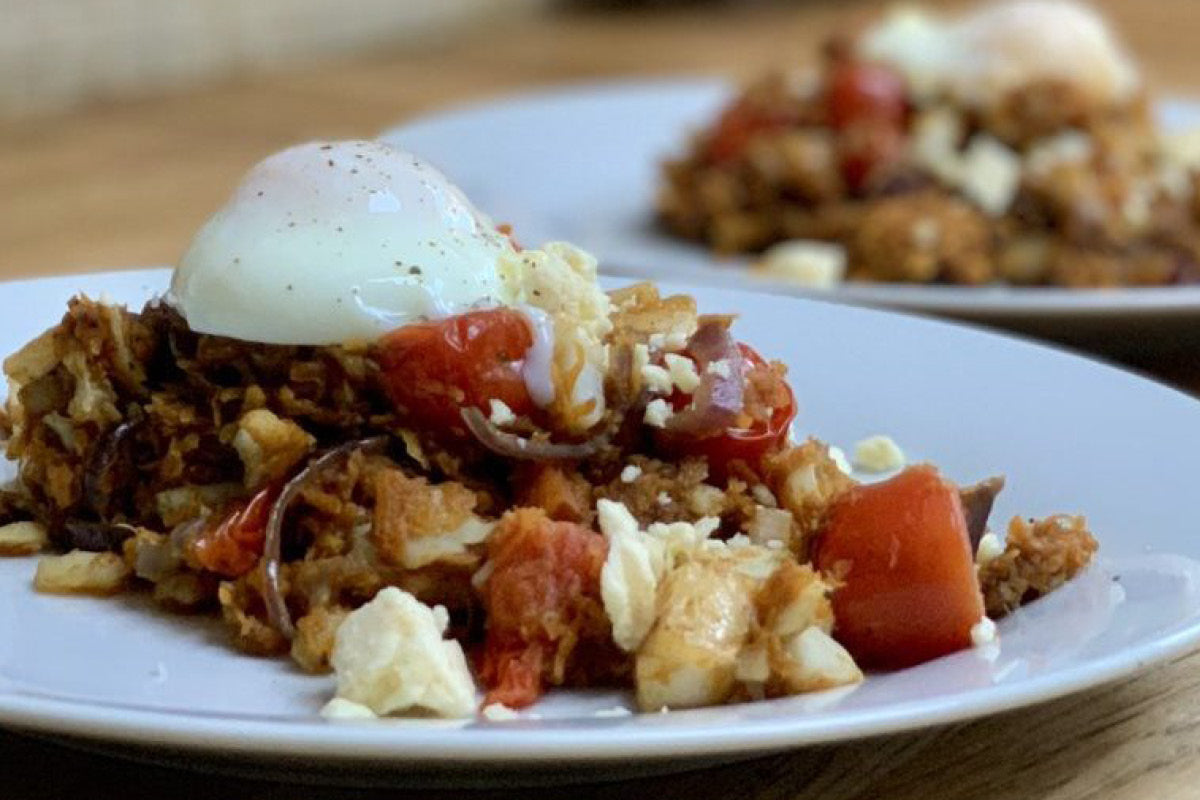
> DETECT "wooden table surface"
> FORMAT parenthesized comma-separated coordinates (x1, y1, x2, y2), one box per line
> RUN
(4, 2, 1200, 798)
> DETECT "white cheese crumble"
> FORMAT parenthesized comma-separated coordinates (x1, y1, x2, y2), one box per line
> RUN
(959, 135, 1022, 216)
(751, 484, 777, 507)
(975, 532, 1004, 566)
(648, 330, 689, 352)
(853, 435, 906, 473)
(329, 587, 477, 719)
(664, 353, 701, 393)
(488, 398, 517, 427)
(632, 342, 651, 376)
(597, 500, 719, 653)
(970, 616, 998, 648)
(498, 242, 612, 432)
(706, 359, 732, 379)
(644, 398, 674, 428)
(620, 464, 643, 483)
(756, 240, 846, 288)
(1025, 130, 1094, 176)
(597, 499, 668, 652)
(641, 363, 673, 395)
(593, 706, 634, 718)
(912, 107, 966, 184)
(481, 702, 521, 722)
(656, 491, 673, 506)
(320, 697, 378, 721)
(828, 445, 853, 475)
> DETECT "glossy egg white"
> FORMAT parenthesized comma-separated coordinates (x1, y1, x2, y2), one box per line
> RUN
(862, 1, 1139, 109)
(171, 140, 514, 345)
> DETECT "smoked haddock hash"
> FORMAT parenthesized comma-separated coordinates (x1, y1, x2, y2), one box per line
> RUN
(0, 140, 1096, 720)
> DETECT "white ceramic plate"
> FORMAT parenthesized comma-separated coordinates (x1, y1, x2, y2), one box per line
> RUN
(379, 80, 1200, 359)
(3, 269, 1200, 782)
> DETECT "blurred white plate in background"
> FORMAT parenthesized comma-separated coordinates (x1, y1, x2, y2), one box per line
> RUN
(381, 80, 1200, 361)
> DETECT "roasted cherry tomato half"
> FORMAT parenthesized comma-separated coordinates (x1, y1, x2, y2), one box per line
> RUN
(376, 308, 536, 431)
(477, 511, 608, 708)
(814, 465, 986, 670)
(825, 60, 908, 130)
(657, 343, 796, 480)
(190, 484, 278, 578)
(705, 99, 800, 164)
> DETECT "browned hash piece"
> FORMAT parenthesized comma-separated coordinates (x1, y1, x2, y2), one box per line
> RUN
(979, 515, 1099, 618)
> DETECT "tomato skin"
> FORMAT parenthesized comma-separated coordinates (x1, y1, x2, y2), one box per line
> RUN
(837, 119, 905, 193)
(376, 309, 536, 431)
(657, 344, 796, 480)
(706, 99, 799, 164)
(826, 61, 908, 130)
(477, 510, 608, 708)
(191, 485, 277, 578)
(824, 61, 908, 192)
(814, 465, 985, 670)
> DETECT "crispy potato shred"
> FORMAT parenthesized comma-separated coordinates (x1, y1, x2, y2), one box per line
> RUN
(0, 289, 1095, 715)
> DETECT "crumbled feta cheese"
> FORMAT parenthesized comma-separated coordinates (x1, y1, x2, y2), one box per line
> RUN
(859, 7, 957, 102)
(747, 506, 794, 549)
(593, 706, 634, 718)
(497, 242, 613, 431)
(320, 698, 378, 721)
(656, 491, 672, 507)
(644, 398, 673, 428)
(620, 464, 642, 483)
(706, 359, 732, 379)
(853, 435, 906, 473)
(632, 342, 650, 375)
(597, 499, 667, 652)
(1163, 127, 1200, 170)
(646, 517, 719, 561)
(975, 532, 1004, 566)
(912, 107, 966, 184)
(779, 626, 864, 689)
(648, 330, 690, 352)
(664, 353, 701, 393)
(911, 218, 941, 249)
(970, 616, 998, 647)
(488, 398, 517, 427)
(1026, 131, 1094, 176)
(329, 587, 477, 719)
(828, 446, 852, 475)
(751, 484, 777, 507)
(757, 240, 846, 288)
(641, 363, 673, 395)
(959, 135, 1021, 216)
(1121, 183, 1154, 231)
(481, 702, 521, 722)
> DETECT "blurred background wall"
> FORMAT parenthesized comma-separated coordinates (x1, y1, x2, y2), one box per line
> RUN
(0, 0, 552, 119)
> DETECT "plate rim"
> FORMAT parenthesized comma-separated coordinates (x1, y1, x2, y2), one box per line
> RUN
(3, 267, 1200, 764)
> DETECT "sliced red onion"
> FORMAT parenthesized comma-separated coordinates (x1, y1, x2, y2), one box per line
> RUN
(960, 475, 1006, 549)
(664, 317, 745, 437)
(460, 407, 608, 461)
(262, 436, 388, 640)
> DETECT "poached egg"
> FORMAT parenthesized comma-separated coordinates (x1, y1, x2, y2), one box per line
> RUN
(170, 140, 611, 431)
(171, 140, 514, 346)
(860, 1, 1140, 110)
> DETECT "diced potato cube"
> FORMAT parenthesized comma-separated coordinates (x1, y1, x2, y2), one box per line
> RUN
(0, 521, 49, 556)
(34, 550, 130, 595)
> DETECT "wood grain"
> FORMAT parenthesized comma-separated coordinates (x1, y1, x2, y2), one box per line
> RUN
(3, 2, 1200, 798)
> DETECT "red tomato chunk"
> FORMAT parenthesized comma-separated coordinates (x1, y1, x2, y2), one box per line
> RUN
(815, 465, 985, 670)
